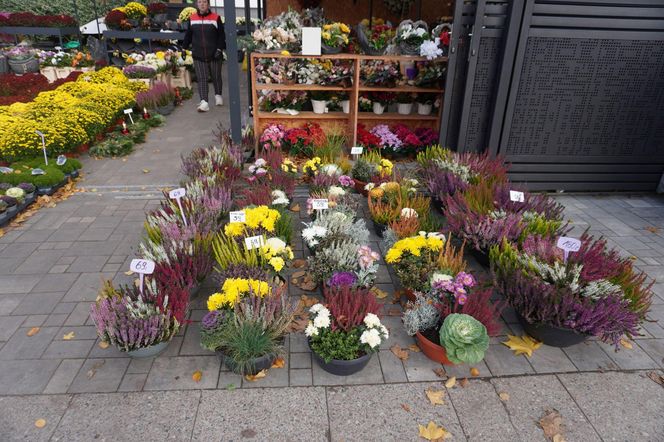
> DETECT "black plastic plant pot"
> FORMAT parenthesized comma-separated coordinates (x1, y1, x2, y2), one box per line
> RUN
(309, 339, 372, 376)
(372, 220, 387, 238)
(37, 187, 54, 196)
(517, 314, 588, 348)
(469, 247, 491, 268)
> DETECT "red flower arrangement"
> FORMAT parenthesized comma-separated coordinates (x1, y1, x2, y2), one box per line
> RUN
(0, 12, 77, 27)
(105, 10, 128, 30)
(356, 124, 381, 150)
(282, 122, 325, 157)
(439, 31, 450, 47)
(415, 127, 439, 146)
(0, 71, 81, 106)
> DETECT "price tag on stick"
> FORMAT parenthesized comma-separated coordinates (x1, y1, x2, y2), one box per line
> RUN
(123, 108, 135, 124)
(35, 130, 48, 166)
(509, 190, 525, 203)
(229, 210, 246, 223)
(557, 236, 581, 262)
(311, 198, 329, 210)
(244, 235, 264, 250)
(350, 146, 363, 156)
(169, 188, 188, 226)
(130, 258, 155, 294)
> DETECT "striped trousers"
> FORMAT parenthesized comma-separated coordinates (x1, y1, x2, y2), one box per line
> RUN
(193, 58, 223, 102)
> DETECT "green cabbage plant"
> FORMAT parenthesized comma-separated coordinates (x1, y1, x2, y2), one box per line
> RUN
(439, 313, 489, 365)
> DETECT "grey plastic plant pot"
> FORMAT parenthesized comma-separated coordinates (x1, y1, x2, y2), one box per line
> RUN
(126, 340, 170, 358)
(309, 339, 372, 376)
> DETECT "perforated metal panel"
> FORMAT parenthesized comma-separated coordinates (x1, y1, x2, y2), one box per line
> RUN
(504, 38, 664, 159)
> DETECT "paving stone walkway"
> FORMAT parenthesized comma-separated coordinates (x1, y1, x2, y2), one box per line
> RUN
(0, 78, 663, 439)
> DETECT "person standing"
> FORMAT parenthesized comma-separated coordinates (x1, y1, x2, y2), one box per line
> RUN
(182, 0, 226, 112)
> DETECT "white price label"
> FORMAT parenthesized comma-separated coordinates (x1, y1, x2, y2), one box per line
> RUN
(56, 155, 67, 166)
(169, 188, 186, 199)
(31, 168, 45, 175)
(0, 166, 13, 174)
(244, 235, 264, 250)
(123, 108, 134, 114)
(557, 236, 581, 253)
(509, 190, 525, 203)
(311, 199, 329, 210)
(350, 146, 363, 155)
(130, 258, 155, 274)
(229, 210, 246, 223)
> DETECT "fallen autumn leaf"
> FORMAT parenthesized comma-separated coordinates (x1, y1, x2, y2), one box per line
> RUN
(425, 388, 445, 405)
(192, 370, 202, 382)
(390, 344, 409, 361)
(62, 332, 75, 340)
(445, 377, 456, 389)
(418, 421, 451, 441)
(502, 334, 542, 357)
(34, 419, 46, 428)
(26, 327, 40, 337)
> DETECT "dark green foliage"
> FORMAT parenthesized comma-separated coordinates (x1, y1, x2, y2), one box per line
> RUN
(0, 162, 65, 188)
(310, 328, 361, 362)
(218, 320, 281, 375)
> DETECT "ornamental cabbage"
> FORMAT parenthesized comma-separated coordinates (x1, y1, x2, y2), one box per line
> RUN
(440, 313, 489, 365)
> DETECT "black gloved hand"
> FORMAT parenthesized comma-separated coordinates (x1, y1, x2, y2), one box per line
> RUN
(214, 48, 223, 60)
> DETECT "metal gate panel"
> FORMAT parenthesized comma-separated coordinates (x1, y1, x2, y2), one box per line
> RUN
(493, 0, 664, 191)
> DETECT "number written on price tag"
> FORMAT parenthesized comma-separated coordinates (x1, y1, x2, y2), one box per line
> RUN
(509, 190, 525, 203)
(130, 258, 155, 274)
(0, 166, 13, 174)
(229, 210, 246, 223)
(244, 235, 264, 250)
(311, 198, 329, 210)
(557, 236, 581, 253)
(56, 155, 67, 166)
(350, 146, 363, 155)
(123, 108, 133, 115)
(169, 188, 186, 199)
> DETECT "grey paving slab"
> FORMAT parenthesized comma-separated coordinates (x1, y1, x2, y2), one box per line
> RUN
(597, 341, 660, 370)
(52, 390, 200, 441)
(0, 359, 61, 394)
(483, 343, 535, 376)
(447, 378, 520, 441)
(126, 357, 154, 374)
(12, 292, 64, 316)
(42, 339, 95, 359)
(68, 358, 130, 393)
(216, 369, 244, 389)
(179, 322, 215, 356)
(13, 250, 65, 275)
(562, 341, 619, 371)
(403, 349, 447, 382)
(62, 272, 115, 302)
(378, 349, 408, 383)
(118, 373, 148, 392)
(22, 315, 48, 327)
(43, 359, 85, 394)
(0, 326, 59, 360)
(528, 345, 578, 373)
(193, 387, 328, 441)
(0, 275, 41, 294)
(327, 382, 464, 442)
(66, 255, 109, 273)
(290, 352, 312, 369)
(0, 294, 23, 315)
(0, 315, 25, 341)
(32, 273, 79, 293)
(559, 371, 664, 442)
(491, 375, 601, 441)
(144, 355, 220, 390)
(289, 368, 313, 386)
(0, 394, 71, 441)
(636, 339, 664, 367)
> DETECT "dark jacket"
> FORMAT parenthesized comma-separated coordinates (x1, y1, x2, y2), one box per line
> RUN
(183, 10, 226, 62)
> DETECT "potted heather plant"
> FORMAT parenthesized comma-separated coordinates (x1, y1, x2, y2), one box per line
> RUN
(490, 234, 653, 348)
(402, 239, 502, 364)
(90, 280, 179, 357)
(138, 82, 175, 115)
(396, 93, 415, 115)
(368, 180, 430, 238)
(306, 285, 388, 375)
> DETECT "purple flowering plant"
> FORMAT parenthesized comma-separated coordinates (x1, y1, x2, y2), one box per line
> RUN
(328, 271, 358, 288)
(370, 124, 402, 152)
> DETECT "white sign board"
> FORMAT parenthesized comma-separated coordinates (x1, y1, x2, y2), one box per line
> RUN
(350, 146, 364, 155)
(311, 199, 329, 210)
(244, 235, 264, 250)
(229, 211, 246, 223)
(301, 27, 322, 56)
(509, 190, 525, 203)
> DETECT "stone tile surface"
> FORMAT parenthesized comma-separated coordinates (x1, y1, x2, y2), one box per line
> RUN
(0, 394, 71, 442)
(144, 356, 220, 390)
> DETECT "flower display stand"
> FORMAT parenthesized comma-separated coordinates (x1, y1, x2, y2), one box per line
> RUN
(250, 52, 447, 156)
(170, 67, 192, 88)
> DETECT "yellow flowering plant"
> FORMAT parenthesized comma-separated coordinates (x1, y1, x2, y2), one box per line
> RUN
(385, 232, 446, 292)
(206, 278, 271, 310)
(302, 156, 322, 178)
(223, 205, 281, 238)
(179, 7, 197, 22)
(281, 158, 298, 176)
(124, 1, 147, 19)
(260, 237, 294, 275)
(321, 22, 351, 48)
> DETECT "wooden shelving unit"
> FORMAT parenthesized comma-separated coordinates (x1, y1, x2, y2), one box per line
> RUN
(250, 53, 447, 155)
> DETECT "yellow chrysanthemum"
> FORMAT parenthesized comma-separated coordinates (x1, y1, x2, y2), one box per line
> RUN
(269, 257, 285, 272)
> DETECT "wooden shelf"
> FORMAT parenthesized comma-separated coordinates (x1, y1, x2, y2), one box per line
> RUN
(357, 113, 440, 120)
(258, 111, 350, 120)
(251, 52, 448, 63)
(254, 84, 351, 91)
(359, 85, 444, 93)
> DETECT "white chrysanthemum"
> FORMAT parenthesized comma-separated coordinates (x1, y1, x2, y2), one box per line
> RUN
(304, 322, 319, 337)
(265, 237, 286, 252)
(271, 189, 287, 199)
(302, 226, 327, 245)
(363, 313, 381, 328)
(431, 272, 454, 284)
(328, 186, 345, 197)
(255, 158, 267, 167)
(379, 324, 389, 339)
(364, 183, 375, 191)
(321, 164, 341, 176)
(401, 207, 418, 219)
(313, 313, 331, 329)
(360, 328, 381, 348)
(309, 303, 325, 313)
(272, 196, 290, 205)
(379, 182, 387, 189)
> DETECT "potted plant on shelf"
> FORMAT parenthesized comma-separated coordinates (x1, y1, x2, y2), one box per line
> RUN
(356, 22, 395, 56)
(90, 280, 179, 358)
(306, 285, 388, 375)
(396, 93, 415, 115)
(416, 93, 435, 115)
(310, 90, 329, 114)
(148, 2, 169, 25)
(396, 20, 430, 56)
(321, 22, 351, 54)
(123, 65, 157, 87)
(338, 92, 350, 114)
(490, 234, 653, 348)
(371, 92, 395, 115)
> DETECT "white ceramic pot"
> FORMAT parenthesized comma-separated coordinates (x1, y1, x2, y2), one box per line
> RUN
(373, 102, 386, 115)
(417, 103, 433, 115)
(398, 103, 413, 115)
(311, 99, 327, 114)
(341, 100, 350, 114)
(55, 66, 73, 79)
(40, 66, 57, 83)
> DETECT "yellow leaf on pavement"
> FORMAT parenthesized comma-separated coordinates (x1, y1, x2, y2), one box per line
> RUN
(245, 369, 268, 382)
(418, 421, 451, 441)
(371, 286, 388, 299)
(408, 344, 421, 352)
(290, 203, 300, 212)
(499, 391, 510, 401)
(142, 169, 150, 173)
(470, 367, 480, 377)
(34, 419, 46, 428)
(390, 344, 409, 360)
(98, 341, 110, 349)
(539, 408, 564, 440)
(425, 388, 445, 405)
(444, 377, 456, 389)
(27, 327, 40, 337)
(192, 370, 202, 382)
(124, 270, 134, 276)
(619, 338, 633, 349)
(502, 334, 542, 357)
(63, 332, 75, 340)
(271, 357, 285, 369)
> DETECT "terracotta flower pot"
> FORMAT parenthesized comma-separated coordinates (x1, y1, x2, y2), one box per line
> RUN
(403, 288, 417, 303)
(415, 330, 454, 365)
(353, 179, 369, 196)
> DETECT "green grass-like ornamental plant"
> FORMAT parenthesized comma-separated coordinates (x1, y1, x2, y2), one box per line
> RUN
(439, 313, 489, 365)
